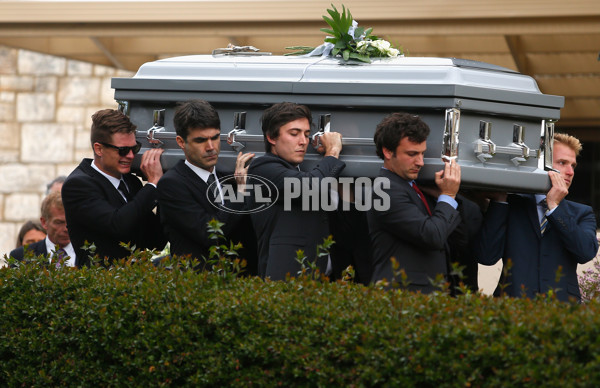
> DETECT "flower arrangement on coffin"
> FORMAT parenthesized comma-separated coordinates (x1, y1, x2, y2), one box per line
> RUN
(286, 4, 403, 63)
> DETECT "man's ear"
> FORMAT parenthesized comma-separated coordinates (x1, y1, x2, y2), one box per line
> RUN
(176, 136, 186, 151)
(40, 217, 48, 231)
(92, 142, 103, 158)
(382, 147, 394, 161)
(266, 135, 277, 147)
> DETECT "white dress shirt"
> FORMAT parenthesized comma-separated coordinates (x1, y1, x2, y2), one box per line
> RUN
(184, 160, 224, 204)
(45, 236, 76, 267)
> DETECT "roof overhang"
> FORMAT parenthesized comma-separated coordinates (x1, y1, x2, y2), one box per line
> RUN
(1, 0, 599, 128)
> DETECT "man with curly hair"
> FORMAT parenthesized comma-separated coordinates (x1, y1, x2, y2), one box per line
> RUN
(368, 112, 466, 293)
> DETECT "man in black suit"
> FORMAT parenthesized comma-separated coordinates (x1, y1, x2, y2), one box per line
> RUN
(10, 191, 76, 266)
(476, 133, 598, 302)
(248, 102, 345, 280)
(367, 113, 463, 293)
(62, 109, 166, 267)
(157, 99, 257, 272)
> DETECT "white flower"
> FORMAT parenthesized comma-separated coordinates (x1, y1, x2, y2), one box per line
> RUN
(356, 39, 399, 58)
(372, 39, 391, 51)
(356, 40, 369, 54)
(387, 48, 400, 57)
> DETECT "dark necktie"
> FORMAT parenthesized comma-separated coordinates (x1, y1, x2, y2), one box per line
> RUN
(118, 180, 132, 202)
(412, 182, 432, 216)
(206, 173, 216, 187)
(540, 199, 549, 235)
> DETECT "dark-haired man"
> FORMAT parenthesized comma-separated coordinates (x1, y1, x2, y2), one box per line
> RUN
(62, 109, 166, 266)
(157, 99, 257, 272)
(248, 102, 345, 280)
(368, 112, 464, 293)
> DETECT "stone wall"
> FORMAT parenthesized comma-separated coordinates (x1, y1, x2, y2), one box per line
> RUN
(0, 45, 133, 258)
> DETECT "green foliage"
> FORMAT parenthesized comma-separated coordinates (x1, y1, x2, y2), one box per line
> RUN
(2, 259, 600, 386)
(285, 3, 402, 62)
(283, 46, 316, 56)
(294, 235, 335, 281)
(2, 227, 600, 386)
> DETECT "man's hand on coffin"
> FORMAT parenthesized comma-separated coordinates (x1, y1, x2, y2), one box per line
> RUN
(435, 160, 461, 199)
(234, 151, 256, 191)
(140, 148, 164, 185)
(318, 132, 342, 158)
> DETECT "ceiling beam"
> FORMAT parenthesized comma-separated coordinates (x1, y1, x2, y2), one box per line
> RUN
(1, 0, 599, 23)
(505, 35, 528, 74)
(0, 15, 599, 39)
(90, 37, 125, 70)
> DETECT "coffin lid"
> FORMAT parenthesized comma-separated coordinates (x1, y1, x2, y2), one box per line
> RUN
(112, 55, 563, 109)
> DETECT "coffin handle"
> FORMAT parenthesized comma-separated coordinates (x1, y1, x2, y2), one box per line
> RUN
(509, 124, 530, 166)
(311, 114, 331, 149)
(442, 108, 460, 164)
(147, 109, 165, 148)
(541, 120, 555, 171)
(474, 120, 496, 163)
(227, 112, 247, 152)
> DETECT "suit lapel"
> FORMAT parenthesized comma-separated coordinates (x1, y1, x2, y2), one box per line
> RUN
(404, 179, 429, 215)
(80, 159, 127, 205)
(408, 184, 430, 216)
(123, 173, 142, 196)
(381, 169, 430, 216)
(177, 160, 209, 191)
(34, 240, 48, 256)
(175, 160, 217, 208)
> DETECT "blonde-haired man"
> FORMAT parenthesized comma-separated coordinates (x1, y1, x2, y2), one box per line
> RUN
(476, 133, 598, 302)
(9, 192, 76, 266)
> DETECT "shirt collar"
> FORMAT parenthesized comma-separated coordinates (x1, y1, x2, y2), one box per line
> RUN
(45, 236, 76, 267)
(91, 160, 122, 191)
(184, 159, 216, 183)
(534, 194, 546, 205)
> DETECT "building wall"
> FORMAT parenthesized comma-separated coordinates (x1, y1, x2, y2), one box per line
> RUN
(0, 45, 133, 259)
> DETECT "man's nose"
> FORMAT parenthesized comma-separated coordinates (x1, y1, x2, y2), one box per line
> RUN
(206, 139, 215, 150)
(415, 154, 424, 166)
(299, 135, 308, 146)
(566, 165, 574, 176)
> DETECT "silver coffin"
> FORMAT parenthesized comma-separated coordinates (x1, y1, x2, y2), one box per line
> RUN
(111, 55, 564, 192)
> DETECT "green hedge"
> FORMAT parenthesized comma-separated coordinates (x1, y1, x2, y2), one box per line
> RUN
(1, 255, 600, 387)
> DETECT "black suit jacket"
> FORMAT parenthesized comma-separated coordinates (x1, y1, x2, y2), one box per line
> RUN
(367, 168, 462, 293)
(9, 240, 48, 262)
(248, 153, 346, 280)
(476, 194, 598, 302)
(157, 160, 257, 273)
(62, 158, 166, 267)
